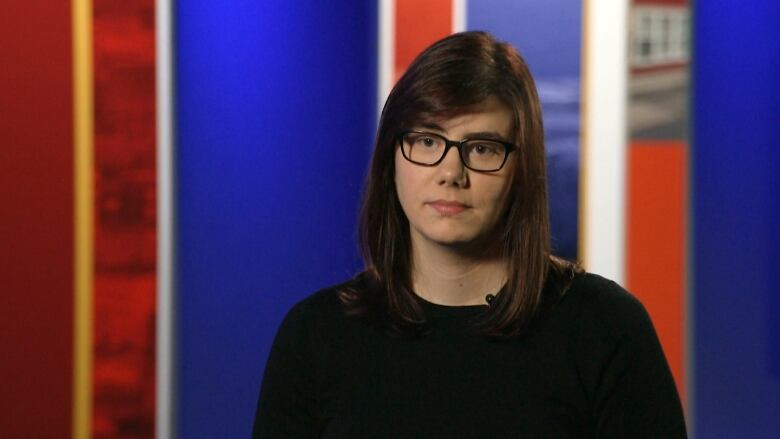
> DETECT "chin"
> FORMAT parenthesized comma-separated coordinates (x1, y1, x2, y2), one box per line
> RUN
(420, 227, 480, 247)
(432, 237, 472, 247)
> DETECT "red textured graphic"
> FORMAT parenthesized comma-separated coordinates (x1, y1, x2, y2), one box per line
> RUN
(92, 1, 157, 437)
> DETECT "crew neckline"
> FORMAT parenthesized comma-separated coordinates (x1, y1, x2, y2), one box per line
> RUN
(416, 293, 488, 309)
(415, 283, 505, 307)
(414, 289, 501, 320)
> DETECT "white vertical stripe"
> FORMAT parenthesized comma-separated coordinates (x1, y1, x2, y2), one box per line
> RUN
(452, 0, 467, 32)
(580, 0, 628, 283)
(156, 0, 176, 437)
(378, 0, 395, 120)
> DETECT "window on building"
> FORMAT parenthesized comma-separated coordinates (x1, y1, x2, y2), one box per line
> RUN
(631, 6, 690, 67)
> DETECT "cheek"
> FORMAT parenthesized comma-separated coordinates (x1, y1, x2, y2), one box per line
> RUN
(494, 165, 516, 208)
(394, 152, 415, 211)
(478, 174, 515, 218)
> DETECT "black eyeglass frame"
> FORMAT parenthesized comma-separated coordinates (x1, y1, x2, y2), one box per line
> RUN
(397, 130, 517, 172)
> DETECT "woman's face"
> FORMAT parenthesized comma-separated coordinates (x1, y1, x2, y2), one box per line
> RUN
(394, 96, 515, 252)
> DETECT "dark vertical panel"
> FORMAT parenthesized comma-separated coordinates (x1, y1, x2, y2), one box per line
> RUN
(175, 1, 377, 437)
(0, 1, 73, 437)
(693, 0, 780, 436)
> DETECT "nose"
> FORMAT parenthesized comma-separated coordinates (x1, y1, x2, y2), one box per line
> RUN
(436, 145, 468, 187)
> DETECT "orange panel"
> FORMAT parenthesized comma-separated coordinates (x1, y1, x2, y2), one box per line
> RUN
(627, 140, 687, 404)
(395, 0, 453, 80)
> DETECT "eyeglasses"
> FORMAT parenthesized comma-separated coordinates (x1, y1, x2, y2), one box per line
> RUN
(398, 131, 516, 172)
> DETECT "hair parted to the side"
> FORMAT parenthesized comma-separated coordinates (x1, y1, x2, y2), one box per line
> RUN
(340, 30, 580, 338)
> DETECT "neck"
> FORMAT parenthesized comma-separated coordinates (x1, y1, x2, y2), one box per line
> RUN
(410, 235, 506, 306)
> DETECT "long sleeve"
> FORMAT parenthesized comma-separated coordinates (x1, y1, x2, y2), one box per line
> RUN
(572, 278, 688, 438)
(252, 302, 320, 438)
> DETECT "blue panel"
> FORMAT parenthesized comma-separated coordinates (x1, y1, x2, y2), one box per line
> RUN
(175, 1, 376, 437)
(693, 1, 780, 437)
(467, 0, 582, 259)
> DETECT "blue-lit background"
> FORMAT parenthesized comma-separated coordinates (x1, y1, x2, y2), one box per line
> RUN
(175, 1, 376, 437)
(692, 0, 780, 436)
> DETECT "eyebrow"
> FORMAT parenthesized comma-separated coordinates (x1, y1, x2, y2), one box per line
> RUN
(463, 131, 508, 141)
(417, 123, 510, 142)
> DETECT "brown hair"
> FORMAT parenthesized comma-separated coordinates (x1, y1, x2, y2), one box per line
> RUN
(341, 31, 578, 337)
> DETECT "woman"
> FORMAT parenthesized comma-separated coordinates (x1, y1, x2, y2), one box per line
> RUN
(253, 31, 686, 438)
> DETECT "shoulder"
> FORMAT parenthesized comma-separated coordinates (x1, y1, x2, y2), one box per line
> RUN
(563, 272, 656, 341)
(276, 274, 367, 336)
(267, 274, 374, 368)
(568, 272, 643, 311)
(562, 274, 686, 435)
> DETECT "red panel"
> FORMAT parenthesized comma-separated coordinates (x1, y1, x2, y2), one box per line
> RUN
(0, 1, 74, 438)
(626, 141, 687, 404)
(92, 1, 157, 437)
(395, 0, 453, 81)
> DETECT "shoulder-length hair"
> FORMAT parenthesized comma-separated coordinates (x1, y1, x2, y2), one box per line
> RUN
(341, 31, 577, 338)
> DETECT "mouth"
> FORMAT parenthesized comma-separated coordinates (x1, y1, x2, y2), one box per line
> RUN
(427, 199, 470, 216)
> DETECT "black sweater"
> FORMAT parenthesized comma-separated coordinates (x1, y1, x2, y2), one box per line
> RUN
(253, 272, 687, 438)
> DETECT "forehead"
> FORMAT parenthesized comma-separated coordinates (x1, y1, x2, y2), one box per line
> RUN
(416, 96, 515, 139)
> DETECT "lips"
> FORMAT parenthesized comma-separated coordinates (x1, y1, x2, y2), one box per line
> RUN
(427, 199, 470, 216)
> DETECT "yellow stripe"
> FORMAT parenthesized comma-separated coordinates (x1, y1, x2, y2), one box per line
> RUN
(72, 0, 94, 436)
(577, 0, 591, 266)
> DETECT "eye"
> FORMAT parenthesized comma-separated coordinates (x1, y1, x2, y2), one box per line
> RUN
(416, 136, 438, 148)
(471, 142, 501, 155)
(407, 133, 442, 149)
